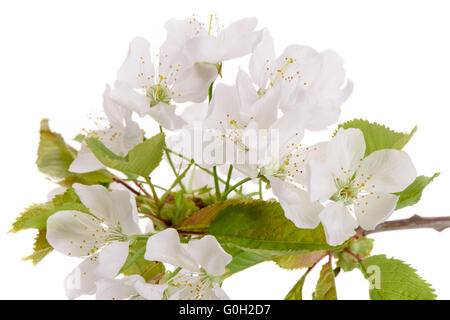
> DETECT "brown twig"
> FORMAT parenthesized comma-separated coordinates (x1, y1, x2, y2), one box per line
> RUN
(361, 214, 450, 235)
(133, 181, 151, 198)
(112, 178, 141, 196)
(138, 209, 170, 227)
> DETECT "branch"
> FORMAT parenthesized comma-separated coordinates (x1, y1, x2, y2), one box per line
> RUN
(362, 215, 450, 235)
(112, 178, 140, 196)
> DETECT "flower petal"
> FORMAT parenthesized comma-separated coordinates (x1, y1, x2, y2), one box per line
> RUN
(172, 62, 218, 103)
(96, 241, 130, 278)
(95, 275, 141, 300)
(212, 284, 230, 300)
(64, 255, 100, 299)
(268, 177, 322, 229)
(134, 280, 168, 300)
(109, 189, 141, 235)
(69, 142, 105, 173)
(147, 103, 186, 130)
(145, 228, 199, 272)
(355, 192, 399, 230)
(218, 17, 261, 61)
(326, 128, 365, 179)
(307, 159, 336, 202)
(357, 149, 416, 193)
(116, 37, 154, 89)
(319, 202, 358, 246)
(73, 184, 117, 226)
(46, 210, 106, 257)
(288, 141, 328, 185)
(249, 28, 275, 88)
(187, 236, 232, 276)
(110, 81, 150, 117)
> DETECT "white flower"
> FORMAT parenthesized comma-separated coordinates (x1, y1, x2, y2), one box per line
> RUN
(95, 275, 167, 300)
(304, 128, 417, 245)
(69, 85, 143, 173)
(144, 228, 232, 300)
(46, 184, 142, 299)
(281, 50, 353, 131)
(161, 16, 262, 101)
(247, 29, 352, 131)
(110, 37, 187, 130)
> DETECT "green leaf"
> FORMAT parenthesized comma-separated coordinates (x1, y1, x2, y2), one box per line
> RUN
(11, 188, 88, 233)
(177, 200, 233, 231)
(222, 245, 281, 275)
(360, 255, 436, 300)
(274, 251, 327, 270)
(86, 132, 165, 177)
(36, 119, 113, 185)
(208, 200, 337, 253)
(395, 173, 440, 210)
(285, 269, 311, 300)
(23, 229, 53, 265)
(121, 241, 165, 281)
(336, 119, 417, 156)
(312, 262, 337, 300)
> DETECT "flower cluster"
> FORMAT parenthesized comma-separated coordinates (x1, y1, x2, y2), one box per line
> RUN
(13, 15, 439, 301)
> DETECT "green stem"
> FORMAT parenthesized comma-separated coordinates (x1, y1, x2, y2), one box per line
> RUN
(160, 126, 187, 193)
(221, 177, 252, 201)
(164, 147, 244, 196)
(258, 178, 263, 200)
(145, 177, 160, 207)
(160, 163, 193, 205)
(225, 165, 233, 192)
(213, 166, 221, 200)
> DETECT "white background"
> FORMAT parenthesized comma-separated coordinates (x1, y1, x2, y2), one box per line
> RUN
(1, 0, 449, 300)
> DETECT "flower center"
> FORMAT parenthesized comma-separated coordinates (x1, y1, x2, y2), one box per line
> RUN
(331, 177, 360, 205)
(146, 83, 171, 107)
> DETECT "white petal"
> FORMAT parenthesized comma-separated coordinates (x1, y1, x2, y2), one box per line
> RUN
(120, 119, 143, 154)
(180, 103, 209, 122)
(319, 202, 358, 246)
(110, 81, 150, 117)
(355, 192, 399, 230)
(212, 284, 230, 300)
(219, 17, 262, 61)
(357, 149, 417, 193)
(204, 83, 241, 131)
(95, 276, 141, 300)
(288, 142, 328, 185)
(46, 210, 106, 257)
(236, 69, 259, 107)
(267, 113, 304, 160)
(103, 84, 129, 128)
(326, 128, 365, 179)
(147, 103, 186, 130)
(116, 37, 154, 89)
(134, 280, 167, 300)
(307, 160, 336, 202)
(144, 228, 199, 272)
(69, 142, 105, 173)
(269, 177, 322, 229)
(73, 184, 117, 226)
(187, 236, 232, 276)
(184, 36, 222, 63)
(96, 241, 130, 278)
(64, 255, 100, 299)
(236, 69, 280, 129)
(249, 29, 275, 88)
(172, 62, 218, 103)
(47, 187, 66, 201)
(109, 189, 141, 235)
